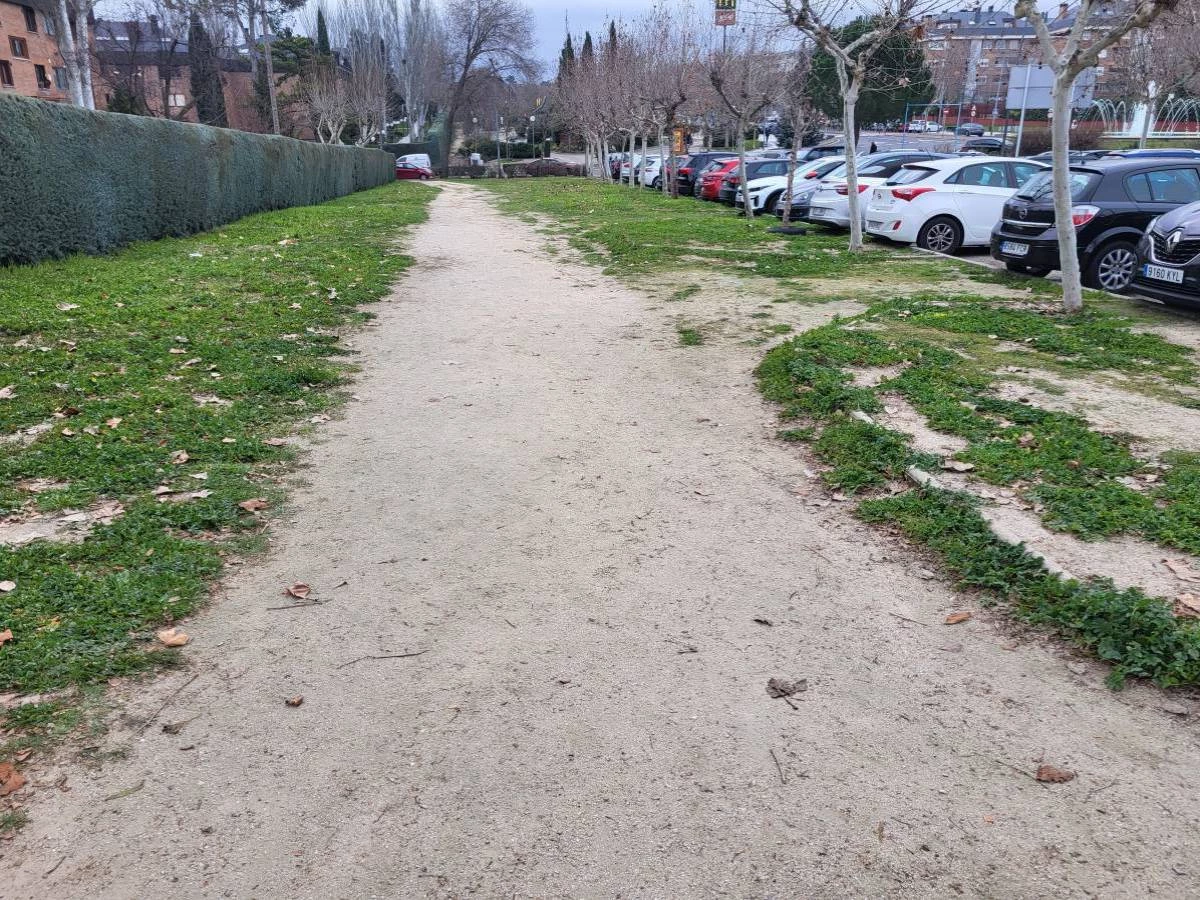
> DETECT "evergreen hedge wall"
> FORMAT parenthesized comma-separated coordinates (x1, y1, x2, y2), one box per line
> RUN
(0, 94, 396, 266)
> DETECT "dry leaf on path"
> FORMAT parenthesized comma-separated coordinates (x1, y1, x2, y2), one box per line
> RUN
(1035, 764, 1076, 783)
(1164, 558, 1200, 582)
(1175, 593, 1200, 618)
(0, 580, 15, 593)
(285, 695, 304, 707)
(944, 611, 973, 625)
(0, 761, 26, 796)
(238, 498, 269, 512)
(284, 582, 311, 600)
(262, 437, 288, 447)
(156, 627, 191, 648)
(940, 460, 976, 473)
(766, 677, 807, 698)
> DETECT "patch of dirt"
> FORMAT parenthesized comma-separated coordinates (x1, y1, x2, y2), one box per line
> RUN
(995, 371, 1200, 457)
(877, 393, 969, 457)
(1, 420, 55, 447)
(0, 500, 124, 547)
(849, 365, 905, 388)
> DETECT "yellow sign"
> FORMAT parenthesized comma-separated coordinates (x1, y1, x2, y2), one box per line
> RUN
(715, 0, 736, 8)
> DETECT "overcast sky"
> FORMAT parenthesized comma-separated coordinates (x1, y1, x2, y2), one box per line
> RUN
(528, 0, 689, 70)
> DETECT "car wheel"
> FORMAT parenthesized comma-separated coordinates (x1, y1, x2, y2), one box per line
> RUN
(1084, 240, 1138, 292)
(763, 191, 782, 215)
(652, 177, 661, 189)
(917, 216, 963, 254)
(1004, 261, 1052, 278)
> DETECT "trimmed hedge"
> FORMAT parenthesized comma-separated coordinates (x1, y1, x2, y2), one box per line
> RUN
(0, 94, 396, 265)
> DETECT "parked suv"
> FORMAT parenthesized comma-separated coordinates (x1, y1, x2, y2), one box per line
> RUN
(675, 152, 737, 196)
(1132, 200, 1200, 307)
(991, 158, 1200, 291)
(717, 158, 792, 204)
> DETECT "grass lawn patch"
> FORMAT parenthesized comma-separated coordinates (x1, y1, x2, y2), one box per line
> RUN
(0, 182, 433, 704)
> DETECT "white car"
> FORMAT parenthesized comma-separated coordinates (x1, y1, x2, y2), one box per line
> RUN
(397, 153, 432, 169)
(805, 150, 950, 228)
(864, 156, 1048, 253)
(618, 154, 644, 183)
(737, 172, 796, 214)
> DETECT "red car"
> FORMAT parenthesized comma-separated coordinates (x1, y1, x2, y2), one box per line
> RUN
(395, 161, 433, 180)
(697, 159, 740, 201)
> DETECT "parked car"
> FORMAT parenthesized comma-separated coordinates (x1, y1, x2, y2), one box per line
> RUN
(961, 136, 1015, 155)
(797, 142, 846, 162)
(396, 153, 432, 169)
(1132, 200, 1200, 306)
(607, 153, 629, 180)
(806, 150, 952, 228)
(675, 151, 737, 195)
(865, 156, 1048, 253)
(619, 154, 645, 183)
(955, 122, 985, 136)
(768, 158, 850, 220)
(1103, 148, 1200, 160)
(1026, 149, 1111, 165)
(906, 120, 929, 133)
(924, 121, 943, 133)
(697, 158, 742, 201)
(395, 161, 433, 180)
(991, 158, 1200, 290)
(640, 155, 687, 188)
(718, 158, 793, 204)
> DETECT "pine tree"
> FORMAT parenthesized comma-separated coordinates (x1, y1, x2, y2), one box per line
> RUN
(556, 34, 574, 83)
(316, 7, 330, 57)
(607, 20, 617, 53)
(580, 31, 593, 64)
(188, 14, 227, 127)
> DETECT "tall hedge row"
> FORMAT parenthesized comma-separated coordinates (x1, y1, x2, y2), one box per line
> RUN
(0, 94, 396, 266)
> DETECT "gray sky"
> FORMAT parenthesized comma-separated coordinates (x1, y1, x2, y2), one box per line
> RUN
(528, 0, 683, 71)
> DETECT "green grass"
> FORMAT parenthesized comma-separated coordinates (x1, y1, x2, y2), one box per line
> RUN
(677, 325, 704, 346)
(0, 182, 433, 700)
(1, 809, 29, 837)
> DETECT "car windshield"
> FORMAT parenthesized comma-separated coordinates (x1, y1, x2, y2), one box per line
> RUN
(1015, 170, 1098, 202)
(821, 156, 870, 179)
(886, 166, 936, 186)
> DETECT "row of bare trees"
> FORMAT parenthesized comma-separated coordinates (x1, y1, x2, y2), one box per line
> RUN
(554, 0, 1183, 310)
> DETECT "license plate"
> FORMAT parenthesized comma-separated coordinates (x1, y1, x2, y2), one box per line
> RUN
(1144, 263, 1184, 284)
(1000, 241, 1029, 257)
(867, 220, 883, 229)
(809, 208, 826, 217)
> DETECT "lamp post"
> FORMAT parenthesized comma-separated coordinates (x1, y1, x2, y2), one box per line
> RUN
(530, 115, 537, 157)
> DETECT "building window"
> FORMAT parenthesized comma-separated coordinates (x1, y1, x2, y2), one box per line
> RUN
(169, 93, 185, 107)
(21, 5, 37, 32)
(34, 63, 51, 89)
(0, 60, 13, 87)
(54, 66, 67, 89)
(43, 14, 55, 35)
(9, 36, 29, 58)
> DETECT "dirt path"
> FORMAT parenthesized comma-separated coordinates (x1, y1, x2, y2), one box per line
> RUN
(8, 184, 1200, 899)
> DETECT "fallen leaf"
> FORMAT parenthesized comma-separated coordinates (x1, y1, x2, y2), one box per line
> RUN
(1017, 432, 1036, 447)
(983, 814, 996, 824)
(221, 437, 236, 444)
(238, 498, 269, 512)
(0, 385, 15, 400)
(1164, 558, 1200, 582)
(153, 485, 175, 496)
(309, 414, 330, 424)
(189, 472, 208, 480)
(60, 428, 76, 437)
(0, 581, 15, 593)
(766, 677, 807, 698)
(1175, 593, 1200, 618)
(940, 460, 976, 473)
(83, 425, 100, 436)
(752, 617, 773, 627)
(0, 629, 12, 646)
(15, 749, 31, 762)
(262, 437, 288, 447)
(156, 627, 191, 648)
(285, 695, 304, 707)
(105, 417, 122, 429)
(0, 761, 26, 796)
(55, 302, 80, 311)
(944, 611, 973, 625)
(170, 450, 190, 465)
(284, 582, 311, 600)
(1035, 764, 1076, 783)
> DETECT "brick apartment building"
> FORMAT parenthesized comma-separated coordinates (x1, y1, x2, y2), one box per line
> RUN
(0, 0, 76, 101)
(920, 2, 1134, 117)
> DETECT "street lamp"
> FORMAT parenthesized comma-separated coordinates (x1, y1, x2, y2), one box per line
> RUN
(529, 115, 537, 157)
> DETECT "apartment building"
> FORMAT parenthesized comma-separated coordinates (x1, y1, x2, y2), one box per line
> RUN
(921, 3, 1133, 114)
(0, 0, 74, 101)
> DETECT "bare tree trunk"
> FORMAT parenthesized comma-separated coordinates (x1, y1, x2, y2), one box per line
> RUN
(261, 0, 280, 134)
(52, 0, 85, 106)
(843, 80, 864, 251)
(658, 126, 668, 196)
(75, 10, 95, 110)
(1051, 76, 1083, 313)
(782, 143, 797, 225)
(737, 119, 754, 220)
(639, 132, 649, 189)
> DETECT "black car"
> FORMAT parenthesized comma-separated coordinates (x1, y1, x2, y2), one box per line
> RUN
(798, 142, 846, 162)
(718, 158, 792, 205)
(961, 136, 1014, 155)
(1026, 149, 1110, 165)
(1133, 200, 1200, 306)
(772, 157, 847, 219)
(991, 158, 1200, 291)
(675, 152, 737, 196)
(956, 122, 985, 136)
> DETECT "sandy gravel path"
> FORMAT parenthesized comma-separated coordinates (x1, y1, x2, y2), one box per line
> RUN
(7, 184, 1200, 899)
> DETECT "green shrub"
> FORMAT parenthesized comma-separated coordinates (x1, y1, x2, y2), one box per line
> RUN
(0, 94, 395, 265)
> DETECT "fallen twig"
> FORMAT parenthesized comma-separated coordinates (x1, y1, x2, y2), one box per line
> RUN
(888, 611, 932, 627)
(104, 779, 145, 802)
(770, 749, 787, 785)
(44, 854, 67, 876)
(266, 600, 324, 611)
(136, 672, 200, 734)
(336, 650, 428, 670)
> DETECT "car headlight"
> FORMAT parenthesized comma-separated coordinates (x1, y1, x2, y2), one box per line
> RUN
(1147, 216, 1160, 235)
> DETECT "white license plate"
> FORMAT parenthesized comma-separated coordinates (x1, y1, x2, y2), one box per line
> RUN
(867, 220, 883, 229)
(1000, 240, 1029, 257)
(1144, 263, 1184, 284)
(809, 207, 826, 217)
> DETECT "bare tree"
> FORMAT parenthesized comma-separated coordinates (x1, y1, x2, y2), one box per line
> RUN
(705, 22, 785, 219)
(30, 0, 96, 107)
(441, 0, 537, 174)
(1015, 0, 1178, 312)
(393, 0, 443, 142)
(779, 45, 815, 226)
(777, 0, 950, 250)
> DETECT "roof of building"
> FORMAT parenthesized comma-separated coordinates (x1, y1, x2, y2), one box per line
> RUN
(926, 2, 1127, 38)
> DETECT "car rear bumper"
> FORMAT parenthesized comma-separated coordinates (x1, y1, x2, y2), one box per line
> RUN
(990, 224, 1062, 269)
(806, 199, 851, 228)
(865, 213, 919, 243)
